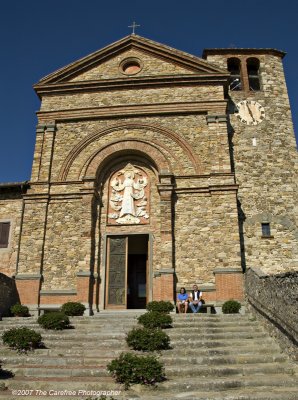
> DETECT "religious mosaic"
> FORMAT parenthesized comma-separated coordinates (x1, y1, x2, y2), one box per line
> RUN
(107, 163, 149, 225)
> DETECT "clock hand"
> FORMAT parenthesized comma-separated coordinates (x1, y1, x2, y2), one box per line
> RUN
(246, 104, 255, 122)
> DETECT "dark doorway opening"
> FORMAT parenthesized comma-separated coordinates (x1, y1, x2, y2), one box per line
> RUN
(127, 235, 148, 309)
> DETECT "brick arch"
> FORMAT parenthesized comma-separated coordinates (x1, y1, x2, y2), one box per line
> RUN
(58, 122, 200, 181)
(81, 139, 172, 180)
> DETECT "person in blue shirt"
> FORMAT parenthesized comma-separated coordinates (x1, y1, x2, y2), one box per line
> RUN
(177, 287, 189, 313)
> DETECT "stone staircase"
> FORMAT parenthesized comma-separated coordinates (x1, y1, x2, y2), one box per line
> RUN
(0, 312, 297, 400)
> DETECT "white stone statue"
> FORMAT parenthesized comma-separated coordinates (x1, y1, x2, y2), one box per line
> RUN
(108, 164, 149, 224)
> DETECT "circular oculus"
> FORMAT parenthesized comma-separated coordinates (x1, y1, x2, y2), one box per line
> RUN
(120, 58, 142, 75)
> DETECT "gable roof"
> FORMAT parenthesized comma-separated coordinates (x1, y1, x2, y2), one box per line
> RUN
(36, 34, 228, 85)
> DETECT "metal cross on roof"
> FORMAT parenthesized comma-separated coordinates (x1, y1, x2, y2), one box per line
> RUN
(128, 21, 140, 35)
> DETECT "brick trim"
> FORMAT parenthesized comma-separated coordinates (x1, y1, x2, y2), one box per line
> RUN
(81, 139, 173, 180)
(58, 122, 200, 181)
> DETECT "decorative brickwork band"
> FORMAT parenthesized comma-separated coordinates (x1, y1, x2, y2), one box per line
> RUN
(15, 274, 41, 307)
(214, 268, 244, 301)
(153, 269, 174, 302)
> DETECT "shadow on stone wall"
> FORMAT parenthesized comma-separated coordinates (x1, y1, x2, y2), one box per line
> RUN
(245, 268, 298, 360)
(0, 273, 20, 317)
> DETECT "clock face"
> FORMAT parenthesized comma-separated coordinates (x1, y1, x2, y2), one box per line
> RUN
(236, 100, 265, 125)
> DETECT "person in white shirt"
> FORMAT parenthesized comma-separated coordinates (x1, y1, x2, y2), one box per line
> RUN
(189, 284, 203, 313)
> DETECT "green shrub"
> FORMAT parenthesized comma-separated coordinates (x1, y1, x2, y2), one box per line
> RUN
(60, 302, 86, 316)
(126, 327, 171, 352)
(2, 327, 42, 352)
(38, 312, 70, 330)
(138, 311, 172, 329)
(107, 352, 165, 389)
(0, 360, 14, 379)
(146, 301, 174, 313)
(222, 300, 241, 314)
(10, 303, 29, 317)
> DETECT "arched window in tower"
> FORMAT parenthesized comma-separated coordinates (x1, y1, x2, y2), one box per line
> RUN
(227, 58, 242, 91)
(247, 58, 261, 91)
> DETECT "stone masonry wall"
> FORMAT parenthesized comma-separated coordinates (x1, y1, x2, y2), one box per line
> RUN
(206, 53, 298, 274)
(175, 191, 241, 287)
(69, 48, 196, 82)
(0, 193, 23, 277)
(245, 267, 298, 359)
(42, 199, 87, 290)
(40, 86, 224, 112)
(49, 113, 229, 181)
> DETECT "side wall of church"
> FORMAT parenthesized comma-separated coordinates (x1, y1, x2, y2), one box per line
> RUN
(205, 52, 298, 274)
(0, 192, 23, 277)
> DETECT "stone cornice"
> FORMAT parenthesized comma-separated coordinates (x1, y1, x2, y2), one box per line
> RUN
(213, 267, 243, 274)
(175, 184, 238, 194)
(15, 274, 42, 280)
(40, 289, 77, 295)
(34, 74, 228, 99)
(202, 48, 286, 59)
(37, 101, 227, 122)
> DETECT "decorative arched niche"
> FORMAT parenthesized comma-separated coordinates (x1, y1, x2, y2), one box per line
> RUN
(82, 139, 172, 181)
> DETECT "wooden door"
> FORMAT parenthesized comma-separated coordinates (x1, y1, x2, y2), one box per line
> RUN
(106, 236, 128, 309)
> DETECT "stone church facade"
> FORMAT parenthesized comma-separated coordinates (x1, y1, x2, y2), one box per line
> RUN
(0, 35, 297, 314)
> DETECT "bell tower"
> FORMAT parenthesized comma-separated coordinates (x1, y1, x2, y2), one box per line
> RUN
(203, 48, 298, 274)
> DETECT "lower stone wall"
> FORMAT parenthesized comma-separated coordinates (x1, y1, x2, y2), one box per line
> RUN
(0, 273, 19, 317)
(245, 267, 298, 360)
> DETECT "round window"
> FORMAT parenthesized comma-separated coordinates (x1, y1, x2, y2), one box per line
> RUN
(120, 58, 142, 75)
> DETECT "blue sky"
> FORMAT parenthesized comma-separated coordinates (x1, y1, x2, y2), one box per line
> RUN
(0, 0, 297, 182)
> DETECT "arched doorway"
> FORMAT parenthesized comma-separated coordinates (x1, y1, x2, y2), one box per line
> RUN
(97, 158, 159, 310)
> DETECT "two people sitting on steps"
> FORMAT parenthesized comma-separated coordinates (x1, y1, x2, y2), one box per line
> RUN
(177, 284, 203, 313)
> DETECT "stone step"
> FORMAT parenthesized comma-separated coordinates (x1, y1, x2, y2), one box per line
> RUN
(138, 386, 298, 400)
(0, 342, 282, 358)
(157, 374, 298, 391)
(2, 373, 297, 393)
(1, 387, 298, 400)
(2, 376, 119, 392)
(6, 361, 295, 380)
(171, 324, 262, 331)
(161, 353, 288, 365)
(165, 362, 296, 378)
(0, 325, 264, 336)
(1, 311, 297, 400)
(1, 352, 288, 368)
(8, 366, 110, 378)
(0, 322, 138, 329)
(0, 338, 277, 353)
(0, 326, 264, 340)
(0, 314, 254, 325)
(169, 329, 268, 338)
(169, 338, 275, 349)
(1, 330, 270, 344)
